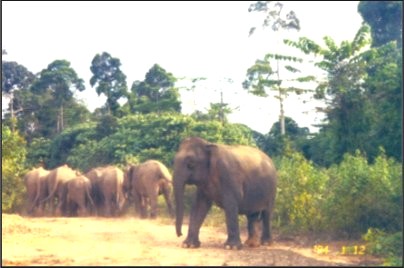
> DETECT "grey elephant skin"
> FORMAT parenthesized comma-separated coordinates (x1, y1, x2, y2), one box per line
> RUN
(64, 174, 95, 217)
(173, 137, 277, 250)
(24, 166, 50, 216)
(124, 160, 174, 218)
(40, 164, 79, 216)
(85, 166, 125, 217)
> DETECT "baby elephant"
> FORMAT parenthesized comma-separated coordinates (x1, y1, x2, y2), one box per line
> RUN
(65, 175, 95, 217)
(124, 160, 174, 218)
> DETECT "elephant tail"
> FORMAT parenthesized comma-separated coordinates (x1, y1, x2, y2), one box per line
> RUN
(29, 179, 42, 214)
(40, 183, 57, 204)
(116, 170, 126, 213)
(86, 183, 95, 208)
(128, 165, 136, 183)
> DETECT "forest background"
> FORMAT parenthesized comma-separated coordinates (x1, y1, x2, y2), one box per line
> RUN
(2, 1, 402, 265)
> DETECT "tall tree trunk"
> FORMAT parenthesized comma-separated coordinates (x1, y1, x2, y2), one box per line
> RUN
(276, 60, 285, 135)
(10, 91, 15, 132)
(60, 104, 64, 132)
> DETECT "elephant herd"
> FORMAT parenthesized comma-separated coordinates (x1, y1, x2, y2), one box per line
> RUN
(24, 160, 173, 218)
(24, 137, 278, 250)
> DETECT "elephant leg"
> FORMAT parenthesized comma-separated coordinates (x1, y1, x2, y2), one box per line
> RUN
(162, 185, 174, 217)
(55, 200, 63, 217)
(149, 191, 159, 219)
(37, 198, 47, 217)
(245, 212, 262, 247)
(77, 203, 86, 217)
(132, 191, 142, 217)
(261, 209, 273, 245)
(104, 198, 112, 217)
(48, 197, 55, 215)
(183, 190, 212, 248)
(139, 196, 148, 218)
(75, 196, 83, 217)
(222, 196, 242, 250)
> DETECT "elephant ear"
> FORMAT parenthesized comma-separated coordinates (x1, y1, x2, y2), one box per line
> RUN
(205, 143, 217, 152)
(205, 143, 218, 169)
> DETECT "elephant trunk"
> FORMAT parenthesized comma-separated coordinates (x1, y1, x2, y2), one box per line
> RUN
(174, 177, 185, 237)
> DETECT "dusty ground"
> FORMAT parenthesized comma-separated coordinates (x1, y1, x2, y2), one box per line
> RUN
(2, 213, 383, 266)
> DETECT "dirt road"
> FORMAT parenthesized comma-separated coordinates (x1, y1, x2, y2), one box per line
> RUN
(2, 214, 382, 266)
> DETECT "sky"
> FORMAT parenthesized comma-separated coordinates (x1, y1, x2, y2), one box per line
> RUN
(2, 1, 363, 134)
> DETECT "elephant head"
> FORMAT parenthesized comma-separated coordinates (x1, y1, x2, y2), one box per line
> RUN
(173, 137, 212, 237)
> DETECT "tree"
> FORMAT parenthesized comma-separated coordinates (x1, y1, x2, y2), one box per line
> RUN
(262, 116, 310, 156)
(1, 60, 35, 131)
(42, 113, 256, 172)
(128, 64, 181, 114)
(191, 102, 232, 124)
(358, 1, 402, 48)
(361, 42, 402, 161)
(284, 24, 374, 165)
(31, 60, 85, 134)
(246, 1, 311, 136)
(90, 52, 128, 116)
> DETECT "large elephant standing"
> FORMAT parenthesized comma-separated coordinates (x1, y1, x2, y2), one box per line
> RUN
(24, 166, 50, 216)
(40, 164, 79, 216)
(173, 137, 277, 250)
(124, 160, 174, 218)
(85, 166, 125, 217)
(63, 174, 95, 217)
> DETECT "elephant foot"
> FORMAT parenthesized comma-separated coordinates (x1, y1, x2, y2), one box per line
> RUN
(244, 237, 261, 247)
(261, 239, 273, 246)
(182, 238, 201, 248)
(225, 244, 242, 250)
(224, 240, 242, 250)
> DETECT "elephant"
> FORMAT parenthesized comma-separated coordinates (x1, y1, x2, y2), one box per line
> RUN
(63, 174, 95, 217)
(40, 164, 80, 216)
(24, 166, 50, 216)
(85, 166, 126, 217)
(173, 137, 277, 250)
(124, 160, 174, 218)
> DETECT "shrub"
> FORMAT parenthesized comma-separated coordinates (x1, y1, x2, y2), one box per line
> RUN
(274, 149, 329, 234)
(2, 125, 27, 212)
(362, 228, 402, 266)
(324, 149, 402, 237)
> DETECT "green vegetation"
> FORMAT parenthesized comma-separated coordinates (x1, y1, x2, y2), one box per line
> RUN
(2, 125, 27, 212)
(2, 1, 401, 264)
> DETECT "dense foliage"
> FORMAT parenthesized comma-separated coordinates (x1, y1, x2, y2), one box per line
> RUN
(2, 1, 402, 263)
(37, 113, 256, 171)
(2, 125, 27, 212)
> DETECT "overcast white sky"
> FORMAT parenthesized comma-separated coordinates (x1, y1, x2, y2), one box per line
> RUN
(2, 1, 363, 134)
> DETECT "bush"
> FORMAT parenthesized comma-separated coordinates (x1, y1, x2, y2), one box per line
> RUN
(362, 228, 402, 266)
(274, 149, 329, 234)
(2, 125, 27, 212)
(324, 149, 402, 237)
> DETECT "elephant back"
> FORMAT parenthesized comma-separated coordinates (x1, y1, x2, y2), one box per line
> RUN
(102, 166, 125, 200)
(44, 164, 79, 200)
(37, 167, 50, 180)
(49, 164, 77, 183)
(24, 167, 41, 203)
(67, 175, 89, 191)
(141, 160, 172, 182)
(24, 167, 36, 182)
